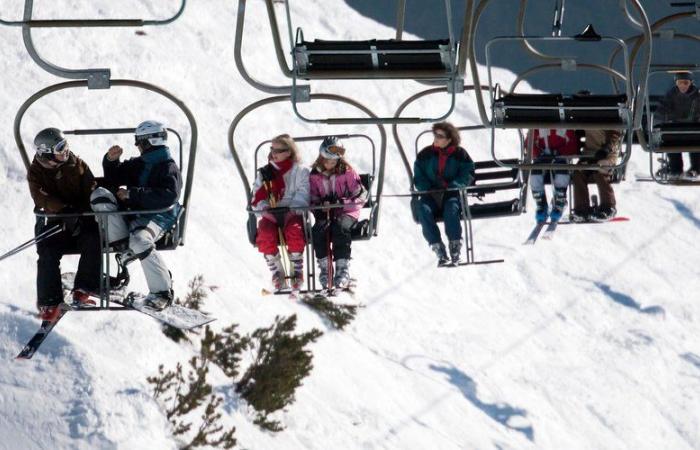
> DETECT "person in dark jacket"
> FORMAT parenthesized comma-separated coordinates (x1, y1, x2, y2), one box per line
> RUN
(413, 122, 475, 266)
(90, 121, 182, 310)
(656, 71, 700, 178)
(27, 128, 100, 320)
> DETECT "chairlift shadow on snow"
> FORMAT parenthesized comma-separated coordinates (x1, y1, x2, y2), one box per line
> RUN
(680, 353, 700, 372)
(428, 363, 534, 442)
(593, 282, 665, 317)
(664, 198, 700, 231)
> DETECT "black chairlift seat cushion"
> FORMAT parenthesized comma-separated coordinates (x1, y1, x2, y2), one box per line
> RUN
(653, 122, 700, 149)
(469, 199, 522, 220)
(494, 93, 628, 125)
(295, 39, 452, 78)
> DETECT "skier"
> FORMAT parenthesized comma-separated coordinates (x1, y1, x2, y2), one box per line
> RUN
(413, 122, 475, 267)
(251, 134, 310, 293)
(27, 128, 101, 320)
(570, 126, 622, 222)
(309, 136, 366, 291)
(527, 128, 579, 223)
(655, 71, 700, 179)
(90, 120, 182, 310)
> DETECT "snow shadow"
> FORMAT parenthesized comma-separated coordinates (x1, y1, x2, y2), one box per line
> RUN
(594, 282, 665, 316)
(680, 353, 700, 371)
(665, 197, 700, 230)
(429, 363, 534, 441)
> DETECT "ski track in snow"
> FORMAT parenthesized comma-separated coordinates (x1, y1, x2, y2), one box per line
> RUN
(0, 1, 699, 449)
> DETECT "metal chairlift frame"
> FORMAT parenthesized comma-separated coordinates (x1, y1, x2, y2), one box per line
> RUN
(232, 0, 465, 124)
(0, 0, 187, 89)
(228, 94, 387, 293)
(391, 85, 526, 265)
(14, 79, 199, 308)
(641, 67, 700, 186)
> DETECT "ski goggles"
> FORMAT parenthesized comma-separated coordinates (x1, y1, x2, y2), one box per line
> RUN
(320, 145, 344, 160)
(37, 139, 69, 161)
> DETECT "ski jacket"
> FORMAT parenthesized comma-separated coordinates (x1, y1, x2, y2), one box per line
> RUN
(656, 84, 700, 123)
(309, 167, 365, 220)
(28, 152, 96, 213)
(413, 145, 475, 192)
(251, 162, 310, 213)
(530, 129, 579, 158)
(102, 145, 182, 229)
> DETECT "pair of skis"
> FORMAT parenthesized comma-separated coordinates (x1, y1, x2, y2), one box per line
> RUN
(16, 273, 215, 360)
(523, 216, 630, 245)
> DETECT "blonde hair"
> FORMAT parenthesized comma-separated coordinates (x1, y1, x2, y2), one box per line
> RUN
(271, 134, 301, 163)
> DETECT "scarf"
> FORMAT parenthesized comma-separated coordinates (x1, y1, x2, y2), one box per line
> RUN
(252, 158, 294, 206)
(434, 145, 457, 187)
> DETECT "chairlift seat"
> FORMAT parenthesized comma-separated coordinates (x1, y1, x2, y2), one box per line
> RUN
(652, 122, 700, 151)
(493, 93, 629, 128)
(295, 38, 453, 80)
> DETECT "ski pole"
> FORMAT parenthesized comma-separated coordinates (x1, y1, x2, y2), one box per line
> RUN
(0, 223, 63, 263)
(325, 208, 333, 291)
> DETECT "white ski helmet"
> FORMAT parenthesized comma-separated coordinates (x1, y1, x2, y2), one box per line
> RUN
(135, 120, 167, 147)
(34, 128, 69, 161)
(319, 136, 344, 160)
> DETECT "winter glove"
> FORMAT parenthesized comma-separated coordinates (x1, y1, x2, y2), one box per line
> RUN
(259, 165, 275, 182)
(263, 206, 289, 225)
(60, 206, 81, 237)
(593, 146, 611, 161)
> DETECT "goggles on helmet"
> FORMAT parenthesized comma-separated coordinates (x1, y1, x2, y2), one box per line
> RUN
(320, 145, 344, 160)
(37, 139, 69, 161)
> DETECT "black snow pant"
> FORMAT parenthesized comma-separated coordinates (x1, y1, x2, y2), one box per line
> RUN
(312, 213, 356, 260)
(35, 217, 101, 307)
(667, 152, 700, 174)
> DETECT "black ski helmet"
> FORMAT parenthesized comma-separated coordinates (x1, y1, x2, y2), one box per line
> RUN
(34, 128, 68, 161)
(319, 136, 344, 159)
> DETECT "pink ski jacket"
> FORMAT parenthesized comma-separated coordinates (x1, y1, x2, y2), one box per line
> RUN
(309, 168, 365, 220)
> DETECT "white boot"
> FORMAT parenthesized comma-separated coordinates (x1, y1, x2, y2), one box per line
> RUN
(265, 253, 286, 291)
(316, 257, 330, 290)
(289, 252, 304, 291)
(334, 259, 350, 289)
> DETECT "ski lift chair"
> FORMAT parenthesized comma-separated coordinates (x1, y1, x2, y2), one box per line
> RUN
(15, 80, 198, 309)
(241, 0, 461, 124)
(641, 68, 700, 186)
(228, 95, 387, 294)
(405, 125, 527, 265)
(0, 0, 187, 89)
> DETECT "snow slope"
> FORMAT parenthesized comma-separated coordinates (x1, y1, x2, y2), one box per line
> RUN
(0, 1, 699, 449)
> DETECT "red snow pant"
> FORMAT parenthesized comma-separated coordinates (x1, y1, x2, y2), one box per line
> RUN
(256, 214, 306, 255)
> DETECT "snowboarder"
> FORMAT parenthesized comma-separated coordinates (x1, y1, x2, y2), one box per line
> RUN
(655, 71, 700, 179)
(251, 134, 310, 292)
(309, 136, 366, 291)
(413, 122, 475, 267)
(527, 128, 579, 223)
(570, 126, 622, 222)
(90, 120, 182, 310)
(27, 128, 101, 320)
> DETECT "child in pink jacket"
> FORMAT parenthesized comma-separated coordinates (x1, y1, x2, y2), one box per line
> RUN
(309, 136, 365, 291)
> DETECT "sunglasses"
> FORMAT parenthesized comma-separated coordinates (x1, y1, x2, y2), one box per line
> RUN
(270, 146, 289, 154)
(433, 132, 448, 139)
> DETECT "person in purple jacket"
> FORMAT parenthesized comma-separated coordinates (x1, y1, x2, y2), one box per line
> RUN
(309, 137, 366, 291)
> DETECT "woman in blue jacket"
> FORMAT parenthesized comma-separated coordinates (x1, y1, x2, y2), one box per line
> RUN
(413, 122, 475, 266)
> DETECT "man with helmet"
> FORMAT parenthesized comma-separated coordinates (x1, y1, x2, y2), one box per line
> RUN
(27, 128, 101, 320)
(656, 71, 700, 179)
(90, 120, 182, 310)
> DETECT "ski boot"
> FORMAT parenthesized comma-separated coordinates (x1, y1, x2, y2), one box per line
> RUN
(316, 257, 331, 292)
(590, 206, 617, 223)
(334, 259, 351, 289)
(569, 209, 591, 224)
(143, 289, 174, 311)
(448, 240, 463, 266)
(71, 289, 97, 307)
(265, 253, 287, 291)
(549, 188, 567, 223)
(37, 304, 63, 321)
(532, 190, 548, 223)
(430, 242, 450, 267)
(289, 252, 304, 296)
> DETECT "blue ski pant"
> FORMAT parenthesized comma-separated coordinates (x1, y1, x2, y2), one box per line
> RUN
(417, 193, 463, 246)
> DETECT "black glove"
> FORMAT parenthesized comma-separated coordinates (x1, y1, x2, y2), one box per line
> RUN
(593, 146, 611, 161)
(259, 165, 275, 182)
(60, 206, 81, 236)
(268, 206, 289, 224)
